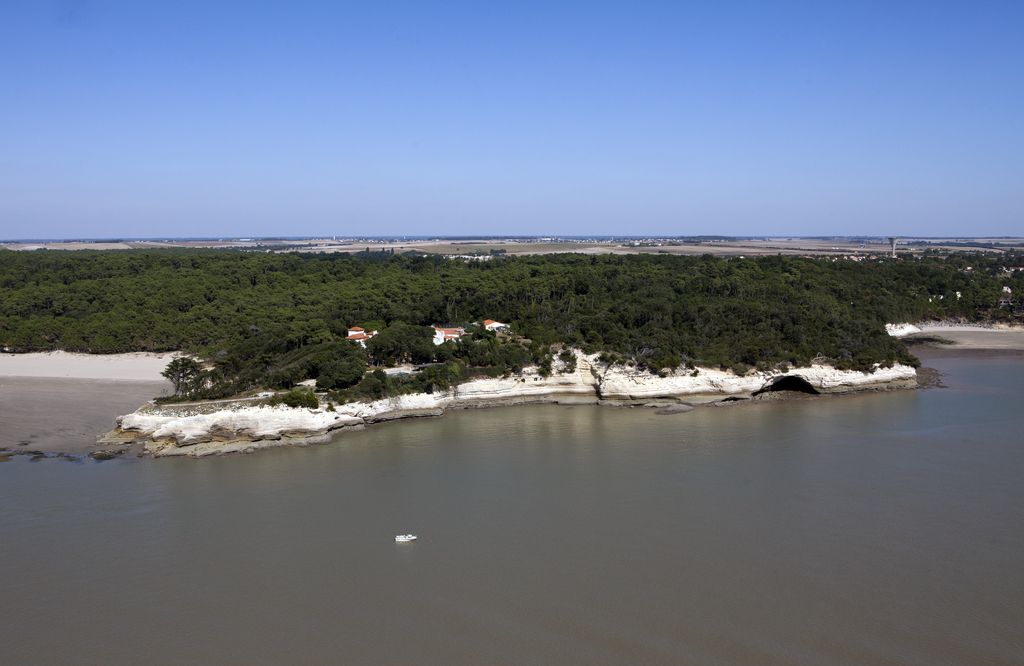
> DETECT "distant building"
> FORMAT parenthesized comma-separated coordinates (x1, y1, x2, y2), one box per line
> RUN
(482, 319, 509, 332)
(346, 326, 378, 348)
(432, 326, 465, 345)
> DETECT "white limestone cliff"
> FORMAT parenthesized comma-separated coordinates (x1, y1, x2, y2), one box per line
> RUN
(886, 323, 922, 337)
(597, 361, 916, 401)
(107, 351, 917, 457)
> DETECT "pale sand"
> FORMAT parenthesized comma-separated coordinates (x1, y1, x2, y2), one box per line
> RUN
(909, 325, 1024, 350)
(0, 351, 179, 381)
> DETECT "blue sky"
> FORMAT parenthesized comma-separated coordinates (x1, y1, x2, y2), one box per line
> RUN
(1, 1, 1022, 238)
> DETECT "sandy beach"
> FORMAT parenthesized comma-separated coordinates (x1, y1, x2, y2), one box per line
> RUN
(909, 325, 1024, 351)
(0, 351, 178, 381)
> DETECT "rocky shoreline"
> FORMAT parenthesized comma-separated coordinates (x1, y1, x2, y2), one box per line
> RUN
(96, 353, 918, 459)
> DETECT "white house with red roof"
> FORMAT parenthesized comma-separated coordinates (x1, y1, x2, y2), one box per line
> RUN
(345, 326, 378, 348)
(432, 326, 465, 346)
(482, 319, 509, 332)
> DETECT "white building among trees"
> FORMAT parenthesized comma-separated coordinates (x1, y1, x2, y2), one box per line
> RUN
(482, 319, 509, 332)
(346, 326, 378, 348)
(432, 326, 464, 345)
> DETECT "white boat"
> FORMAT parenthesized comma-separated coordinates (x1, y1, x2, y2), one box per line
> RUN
(394, 534, 417, 543)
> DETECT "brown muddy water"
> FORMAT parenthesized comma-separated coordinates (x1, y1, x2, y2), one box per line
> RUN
(1, 354, 1022, 665)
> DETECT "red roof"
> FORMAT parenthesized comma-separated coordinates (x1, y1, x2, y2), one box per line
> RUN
(433, 326, 464, 340)
(348, 326, 364, 331)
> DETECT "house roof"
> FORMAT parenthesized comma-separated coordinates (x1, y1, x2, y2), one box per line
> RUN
(433, 326, 465, 339)
(346, 332, 369, 341)
(348, 326, 364, 331)
(483, 319, 495, 326)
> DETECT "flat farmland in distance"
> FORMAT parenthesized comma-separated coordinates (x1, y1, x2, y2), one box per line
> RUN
(4, 237, 1022, 257)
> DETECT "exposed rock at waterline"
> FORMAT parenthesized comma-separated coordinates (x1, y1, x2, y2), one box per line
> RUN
(655, 404, 694, 415)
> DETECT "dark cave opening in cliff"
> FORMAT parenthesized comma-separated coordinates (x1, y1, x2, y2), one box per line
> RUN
(753, 375, 821, 396)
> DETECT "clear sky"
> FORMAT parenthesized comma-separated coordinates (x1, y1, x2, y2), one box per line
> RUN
(1, 1, 1022, 239)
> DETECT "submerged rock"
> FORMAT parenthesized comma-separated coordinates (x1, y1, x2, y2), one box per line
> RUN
(89, 449, 122, 461)
(655, 404, 694, 415)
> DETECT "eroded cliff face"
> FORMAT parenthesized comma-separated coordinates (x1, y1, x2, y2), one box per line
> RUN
(103, 352, 917, 457)
(597, 362, 918, 402)
(450, 354, 600, 403)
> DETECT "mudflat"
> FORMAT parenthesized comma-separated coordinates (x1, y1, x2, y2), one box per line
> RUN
(0, 377, 169, 456)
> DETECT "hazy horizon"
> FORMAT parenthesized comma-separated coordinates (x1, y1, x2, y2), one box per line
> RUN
(4, 233, 1024, 244)
(2, 2, 1022, 238)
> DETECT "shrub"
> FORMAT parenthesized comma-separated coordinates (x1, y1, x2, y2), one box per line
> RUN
(269, 388, 320, 409)
(558, 349, 577, 373)
(537, 355, 553, 377)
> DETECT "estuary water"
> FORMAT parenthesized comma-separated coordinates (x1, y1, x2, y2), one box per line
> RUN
(2, 353, 1023, 665)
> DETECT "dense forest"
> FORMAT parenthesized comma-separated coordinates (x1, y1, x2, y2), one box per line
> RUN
(1, 249, 1021, 400)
